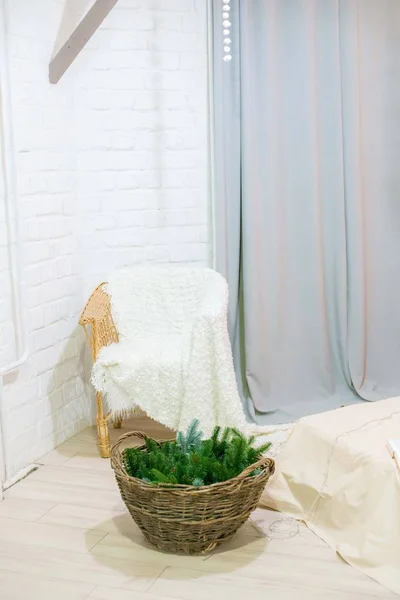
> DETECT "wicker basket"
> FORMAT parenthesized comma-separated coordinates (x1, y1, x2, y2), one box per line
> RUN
(110, 431, 275, 554)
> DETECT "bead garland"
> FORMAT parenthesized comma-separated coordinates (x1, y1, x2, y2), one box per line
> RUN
(222, 0, 232, 62)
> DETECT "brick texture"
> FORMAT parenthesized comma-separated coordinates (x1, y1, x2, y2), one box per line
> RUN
(0, 0, 209, 479)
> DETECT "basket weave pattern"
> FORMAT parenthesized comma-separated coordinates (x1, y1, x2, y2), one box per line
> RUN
(111, 431, 275, 554)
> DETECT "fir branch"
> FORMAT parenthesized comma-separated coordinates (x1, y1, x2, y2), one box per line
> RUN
(122, 420, 272, 486)
(176, 419, 203, 454)
(192, 477, 205, 487)
(254, 441, 272, 455)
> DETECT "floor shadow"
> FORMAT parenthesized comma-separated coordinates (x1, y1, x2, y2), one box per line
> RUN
(86, 510, 268, 581)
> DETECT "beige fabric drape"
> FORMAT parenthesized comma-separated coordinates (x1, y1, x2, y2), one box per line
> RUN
(261, 398, 400, 596)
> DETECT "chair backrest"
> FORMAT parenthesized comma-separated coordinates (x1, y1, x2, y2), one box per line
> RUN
(106, 266, 222, 339)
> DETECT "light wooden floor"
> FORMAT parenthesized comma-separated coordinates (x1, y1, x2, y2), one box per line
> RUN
(0, 415, 396, 600)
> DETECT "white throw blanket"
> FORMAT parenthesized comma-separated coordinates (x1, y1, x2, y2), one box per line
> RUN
(91, 266, 248, 436)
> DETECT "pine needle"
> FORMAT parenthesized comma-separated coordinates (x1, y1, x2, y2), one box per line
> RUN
(123, 420, 272, 486)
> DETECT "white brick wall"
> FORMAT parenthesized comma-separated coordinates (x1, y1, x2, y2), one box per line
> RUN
(0, 13, 16, 374)
(76, 0, 210, 297)
(0, 120, 11, 372)
(1, 0, 86, 479)
(0, 0, 210, 480)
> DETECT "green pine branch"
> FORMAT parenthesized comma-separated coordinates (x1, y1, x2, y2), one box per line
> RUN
(123, 420, 272, 487)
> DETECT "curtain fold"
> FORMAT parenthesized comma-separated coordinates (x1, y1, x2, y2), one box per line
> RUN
(212, 0, 400, 424)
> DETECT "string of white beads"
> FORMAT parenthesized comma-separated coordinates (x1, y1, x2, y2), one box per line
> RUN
(222, 0, 232, 62)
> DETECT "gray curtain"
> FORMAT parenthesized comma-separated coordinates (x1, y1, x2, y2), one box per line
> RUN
(212, 0, 400, 424)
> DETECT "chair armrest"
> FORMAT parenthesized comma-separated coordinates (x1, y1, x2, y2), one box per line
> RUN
(79, 283, 109, 325)
(79, 283, 118, 361)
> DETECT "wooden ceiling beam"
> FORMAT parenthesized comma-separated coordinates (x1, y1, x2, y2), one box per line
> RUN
(49, 0, 119, 84)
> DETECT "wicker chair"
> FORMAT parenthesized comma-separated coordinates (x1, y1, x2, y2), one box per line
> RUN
(79, 283, 122, 458)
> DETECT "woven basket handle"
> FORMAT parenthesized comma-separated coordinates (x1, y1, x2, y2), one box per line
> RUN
(236, 456, 275, 480)
(110, 430, 149, 464)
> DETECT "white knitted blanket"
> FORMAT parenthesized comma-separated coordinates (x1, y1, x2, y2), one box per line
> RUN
(91, 267, 248, 436)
